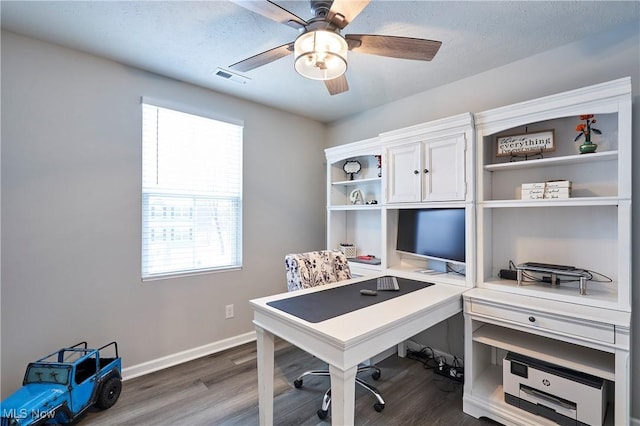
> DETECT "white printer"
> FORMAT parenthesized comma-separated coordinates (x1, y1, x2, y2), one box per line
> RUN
(503, 352, 607, 425)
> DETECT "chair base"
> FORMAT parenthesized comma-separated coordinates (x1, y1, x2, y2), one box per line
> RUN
(293, 365, 385, 419)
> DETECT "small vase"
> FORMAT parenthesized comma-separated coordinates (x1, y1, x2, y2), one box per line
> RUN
(579, 141, 598, 154)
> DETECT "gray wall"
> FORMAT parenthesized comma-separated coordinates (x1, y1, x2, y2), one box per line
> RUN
(1, 31, 327, 396)
(327, 21, 640, 419)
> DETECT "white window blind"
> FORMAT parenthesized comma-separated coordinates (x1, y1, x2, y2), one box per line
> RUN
(142, 102, 243, 280)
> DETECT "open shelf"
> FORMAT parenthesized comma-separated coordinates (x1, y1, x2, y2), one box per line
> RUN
(387, 263, 468, 287)
(332, 177, 381, 186)
(348, 260, 382, 273)
(467, 364, 615, 426)
(479, 278, 620, 311)
(473, 324, 615, 380)
(328, 205, 382, 211)
(484, 150, 618, 171)
(480, 196, 621, 208)
(327, 149, 382, 207)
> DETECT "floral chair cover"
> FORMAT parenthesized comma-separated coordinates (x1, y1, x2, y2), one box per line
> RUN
(285, 250, 352, 292)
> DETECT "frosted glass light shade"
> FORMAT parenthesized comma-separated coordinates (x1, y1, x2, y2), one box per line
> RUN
(294, 30, 348, 80)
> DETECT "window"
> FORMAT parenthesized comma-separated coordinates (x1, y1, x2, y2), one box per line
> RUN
(142, 101, 243, 280)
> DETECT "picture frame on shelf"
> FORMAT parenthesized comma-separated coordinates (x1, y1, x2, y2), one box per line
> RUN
(496, 129, 555, 157)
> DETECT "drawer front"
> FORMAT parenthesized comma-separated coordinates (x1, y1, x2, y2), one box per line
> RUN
(470, 300, 615, 343)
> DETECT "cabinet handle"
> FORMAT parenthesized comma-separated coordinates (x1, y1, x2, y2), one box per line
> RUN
(528, 316, 536, 323)
(424, 169, 429, 174)
(414, 170, 419, 175)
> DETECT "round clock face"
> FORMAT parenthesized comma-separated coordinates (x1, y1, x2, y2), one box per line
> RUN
(343, 160, 361, 174)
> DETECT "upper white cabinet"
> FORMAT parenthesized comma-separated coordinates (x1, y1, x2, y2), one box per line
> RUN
(385, 142, 421, 203)
(380, 114, 475, 289)
(386, 135, 465, 202)
(474, 77, 632, 312)
(381, 113, 473, 203)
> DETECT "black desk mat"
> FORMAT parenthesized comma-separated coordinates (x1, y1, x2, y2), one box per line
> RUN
(267, 277, 434, 323)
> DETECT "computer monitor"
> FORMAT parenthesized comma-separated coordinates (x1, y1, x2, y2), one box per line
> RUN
(396, 208, 466, 265)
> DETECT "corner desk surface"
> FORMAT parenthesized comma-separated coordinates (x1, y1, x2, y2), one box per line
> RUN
(249, 275, 465, 425)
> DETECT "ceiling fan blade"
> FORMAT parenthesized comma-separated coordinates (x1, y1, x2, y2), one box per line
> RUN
(231, 0, 307, 30)
(325, 74, 349, 95)
(345, 34, 442, 61)
(327, 0, 370, 29)
(229, 42, 295, 72)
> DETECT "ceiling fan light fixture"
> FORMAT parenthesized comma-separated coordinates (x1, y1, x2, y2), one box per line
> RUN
(294, 30, 347, 81)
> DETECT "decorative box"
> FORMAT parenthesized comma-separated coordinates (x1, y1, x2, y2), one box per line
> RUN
(339, 244, 356, 258)
(521, 180, 571, 199)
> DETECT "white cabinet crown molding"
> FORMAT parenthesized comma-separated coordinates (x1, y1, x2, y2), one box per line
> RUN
(474, 77, 632, 135)
(325, 136, 381, 163)
(379, 112, 474, 145)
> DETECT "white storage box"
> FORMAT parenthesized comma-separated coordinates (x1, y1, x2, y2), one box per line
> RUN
(521, 180, 572, 199)
(339, 244, 356, 258)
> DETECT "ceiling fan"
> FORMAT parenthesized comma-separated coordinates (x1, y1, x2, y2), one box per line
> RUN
(228, 0, 442, 95)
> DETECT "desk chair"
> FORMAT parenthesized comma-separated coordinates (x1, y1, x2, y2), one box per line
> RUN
(284, 250, 385, 419)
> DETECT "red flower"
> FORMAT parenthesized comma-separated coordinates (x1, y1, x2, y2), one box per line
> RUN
(574, 114, 601, 142)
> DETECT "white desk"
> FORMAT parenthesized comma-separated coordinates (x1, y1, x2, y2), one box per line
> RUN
(249, 275, 465, 425)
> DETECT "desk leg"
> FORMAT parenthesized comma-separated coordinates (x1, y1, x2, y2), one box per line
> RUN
(255, 325, 274, 426)
(397, 341, 407, 357)
(329, 364, 357, 426)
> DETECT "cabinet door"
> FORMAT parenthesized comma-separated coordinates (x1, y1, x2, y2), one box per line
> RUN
(387, 143, 421, 203)
(422, 135, 465, 201)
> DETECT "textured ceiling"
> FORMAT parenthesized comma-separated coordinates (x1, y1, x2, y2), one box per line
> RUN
(2, 1, 639, 123)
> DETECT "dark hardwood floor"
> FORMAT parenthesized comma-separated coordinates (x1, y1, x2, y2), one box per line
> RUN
(82, 340, 499, 425)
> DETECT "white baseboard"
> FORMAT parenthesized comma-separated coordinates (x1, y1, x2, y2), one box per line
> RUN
(122, 331, 256, 381)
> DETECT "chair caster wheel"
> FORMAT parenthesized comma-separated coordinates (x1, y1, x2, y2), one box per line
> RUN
(374, 403, 385, 412)
(371, 370, 381, 380)
(293, 379, 303, 388)
(317, 409, 329, 419)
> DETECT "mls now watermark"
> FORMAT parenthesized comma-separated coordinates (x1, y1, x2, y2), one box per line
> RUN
(2, 408, 56, 420)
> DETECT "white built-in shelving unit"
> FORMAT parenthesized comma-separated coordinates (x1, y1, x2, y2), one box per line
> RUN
(325, 78, 632, 425)
(325, 113, 475, 286)
(326, 137, 384, 275)
(464, 77, 632, 425)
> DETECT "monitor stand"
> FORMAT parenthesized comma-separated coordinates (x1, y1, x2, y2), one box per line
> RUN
(516, 263, 590, 295)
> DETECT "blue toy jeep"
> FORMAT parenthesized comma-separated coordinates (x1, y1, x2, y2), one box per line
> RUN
(1, 342, 122, 425)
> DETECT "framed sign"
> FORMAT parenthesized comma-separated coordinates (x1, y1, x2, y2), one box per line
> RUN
(496, 130, 555, 157)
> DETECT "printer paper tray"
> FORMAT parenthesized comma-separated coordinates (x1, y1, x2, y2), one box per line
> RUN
(505, 392, 590, 426)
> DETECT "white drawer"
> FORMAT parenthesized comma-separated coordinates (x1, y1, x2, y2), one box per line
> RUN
(470, 300, 615, 344)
